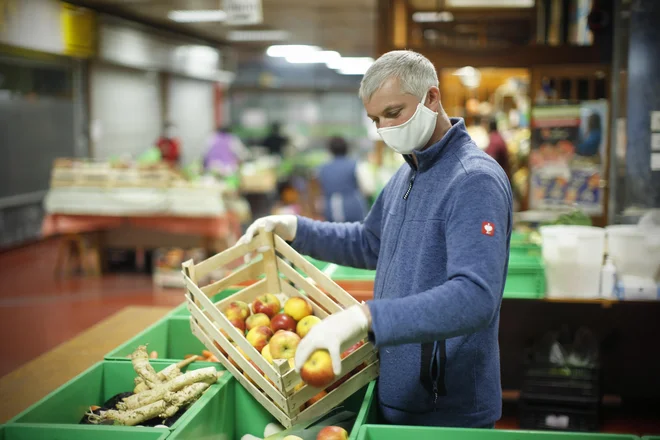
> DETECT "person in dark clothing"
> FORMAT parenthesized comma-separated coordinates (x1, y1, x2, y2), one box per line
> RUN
(577, 113, 602, 157)
(262, 122, 289, 156)
(316, 137, 368, 223)
(485, 119, 511, 180)
(156, 122, 181, 167)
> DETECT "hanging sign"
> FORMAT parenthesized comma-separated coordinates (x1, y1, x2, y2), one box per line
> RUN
(223, 0, 263, 25)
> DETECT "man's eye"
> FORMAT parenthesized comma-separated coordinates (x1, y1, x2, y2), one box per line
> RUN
(386, 111, 400, 118)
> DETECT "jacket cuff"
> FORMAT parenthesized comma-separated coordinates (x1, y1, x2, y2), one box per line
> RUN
(366, 299, 394, 348)
(290, 216, 312, 253)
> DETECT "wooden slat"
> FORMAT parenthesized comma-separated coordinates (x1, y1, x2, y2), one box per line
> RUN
(190, 320, 292, 427)
(185, 291, 280, 387)
(290, 361, 379, 426)
(194, 239, 260, 280)
(214, 278, 268, 309)
(276, 257, 342, 314)
(200, 258, 264, 296)
(275, 236, 358, 308)
(187, 298, 286, 407)
(259, 230, 282, 295)
(281, 282, 329, 319)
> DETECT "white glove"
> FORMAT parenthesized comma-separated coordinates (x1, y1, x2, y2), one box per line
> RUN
(294, 305, 369, 376)
(237, 215, 298, 246)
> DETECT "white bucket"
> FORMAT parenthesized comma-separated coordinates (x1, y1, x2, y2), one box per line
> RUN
(540, 226, 606, 298)
(605, 225, 660, 281)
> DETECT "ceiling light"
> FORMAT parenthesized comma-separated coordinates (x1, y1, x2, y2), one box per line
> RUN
(227, 30, 290, 42)
(266, 45, 320, 58)
(168, 10, 226, 23)
(286, 50, 341, 64)
(445, 0, 533, 7)
(413, 11, 454, 23)
(327, 57, 374, 71)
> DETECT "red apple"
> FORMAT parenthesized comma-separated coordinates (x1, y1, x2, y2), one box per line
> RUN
(228, 317, 246, 333)
(300, 349, 335, 388)
(340, 341, 364, 359)
(284, 297, 313, 321)
(268, 330, 301, 360)
(306, 390, 327, 407)
(246, 313, 271, 331)
(223, 300, 250, 321)
(317, 426, 348, 440)
(296, 315, 322, 339)
(252, 294, 281, 318)
(326, 372, 350, 393)
(246, 326, 274, 352)
(271, 313, 297, 333)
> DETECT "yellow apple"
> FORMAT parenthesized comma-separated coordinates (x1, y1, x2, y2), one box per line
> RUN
(261, 344, 274, 364)
(284, 297, 313, 321)
(296, 315, 322, 339)
(223, 300, 250, 321)
(246, 325, 274, 352)
(300, 349, 335, 388)
(269, 330, 301, 360)
(246, 313, 271, 331)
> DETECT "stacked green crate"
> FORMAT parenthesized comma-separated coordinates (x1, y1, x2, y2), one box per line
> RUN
(0, 424, 169, 439)
(325, 264, 376, 282)
(357, 426, 640, 440)
(504, 253, 546, 299)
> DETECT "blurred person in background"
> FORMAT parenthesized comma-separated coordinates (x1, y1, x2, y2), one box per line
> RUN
(316, 136, 369, 223)
(262, 122, 289, 157)
(239, 50, 512, 429)
(156, 122, 181, 167)
(204, 126, 250, 176)
(485, 118, 511, 180)
(577, 112, 602, 158)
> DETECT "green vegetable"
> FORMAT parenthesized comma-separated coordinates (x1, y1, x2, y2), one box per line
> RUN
(544, 209, 592, 227)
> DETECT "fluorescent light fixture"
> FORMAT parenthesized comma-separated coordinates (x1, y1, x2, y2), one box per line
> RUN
(445, 0, 533, 7)
(413, 11, 454, 23)
(168, 10, 227, 23)
(227, 30, 290, 42)
(286, 50, 341, 64)
(327, 57, 374, 71)
(266, 45, 320, 58)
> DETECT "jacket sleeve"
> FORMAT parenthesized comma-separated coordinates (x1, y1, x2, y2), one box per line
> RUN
(290, 190, 384, 270)
(367, 171, 511, 346)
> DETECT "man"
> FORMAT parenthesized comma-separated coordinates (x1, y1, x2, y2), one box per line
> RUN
(485, 118, 512, 180)
(239, 50, 512, 428)
(262, 122, 289, 156)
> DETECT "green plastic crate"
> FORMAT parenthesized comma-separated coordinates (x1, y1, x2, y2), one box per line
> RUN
(169, 378, 377, 440)
(357, 425, 640, 440)
(170, 287, 241, 317)
(105, 317, 215, 363)
(9, 360, 227, 433)
(504, 254, 546, 299)
(0, 424, 169, 439)
(325, 264, 376, 281)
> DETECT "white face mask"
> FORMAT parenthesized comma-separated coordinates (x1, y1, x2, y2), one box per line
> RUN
(377, 92, 438, 155)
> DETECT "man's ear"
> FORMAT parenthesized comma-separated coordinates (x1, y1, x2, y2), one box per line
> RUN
(426, 86, 441, 112)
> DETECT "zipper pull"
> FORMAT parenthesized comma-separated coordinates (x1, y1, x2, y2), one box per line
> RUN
(403, 172, 416, 200)
(433, 382, 439, 409)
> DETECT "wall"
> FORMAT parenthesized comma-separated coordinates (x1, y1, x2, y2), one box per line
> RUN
(625, 0, 660, 209)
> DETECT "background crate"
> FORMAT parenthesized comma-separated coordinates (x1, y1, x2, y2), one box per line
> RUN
(0, 424, 169, 440)
(169, 378, 376, 440)
(169, 288, 241, 317)
(182, 229, 379, 428)
(9, 360, 226, 433)
(504, 254, 546, 299)
(105, 317, 218, 364)
(356, 425, 640, 440)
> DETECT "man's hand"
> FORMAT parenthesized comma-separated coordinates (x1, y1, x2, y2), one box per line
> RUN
(236, 215, 298, 246)
(294, 305, 370, 376)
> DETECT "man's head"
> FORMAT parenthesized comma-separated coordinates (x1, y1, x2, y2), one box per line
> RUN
(360, 50, 441, 130)
(488, 118, 498, 133)
(328, 136, 349, 157)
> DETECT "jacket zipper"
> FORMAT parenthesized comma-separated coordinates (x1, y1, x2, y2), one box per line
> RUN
(403, 171, 417, 200)
(427, 341, 447, 409)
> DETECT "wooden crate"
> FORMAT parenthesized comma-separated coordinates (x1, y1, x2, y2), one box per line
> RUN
(50, 159, 173, 189)
(182, 230, 379, 428)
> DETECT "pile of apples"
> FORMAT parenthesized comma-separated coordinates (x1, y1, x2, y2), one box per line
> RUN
(219, 293, 364, 409)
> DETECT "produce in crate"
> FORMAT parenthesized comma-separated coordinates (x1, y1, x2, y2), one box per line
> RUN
(224, 300, 252, 321)
(247, 313, 272, 331)
(300, 350, 335, 388)
(183, 229, 379, 428)
(316, 426, 348, 440)
(85, 346, 222, 427)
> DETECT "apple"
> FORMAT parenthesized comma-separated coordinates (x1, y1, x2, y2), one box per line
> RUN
(269, 330, 301, 360)
(306, 390, 327, 407)
(261, 344, 274, 364)
(271, 313, 297, 333)
(317, 426, 348, 440)
(246, 313, 271, 331)
(284, 297, 313, 321)
(228, 317, 246, 334)
(223, 300, 250, 321)
(340, 341, 364, 359)
(300, 349, 335, 388)
(283, 436, 304, 440)
(296, 315, 322, 339)
(246, 326, 274, 352)
(252, 294, 281, 318)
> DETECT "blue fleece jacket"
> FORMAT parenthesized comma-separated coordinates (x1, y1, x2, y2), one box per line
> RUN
(292, 118, 512, 428)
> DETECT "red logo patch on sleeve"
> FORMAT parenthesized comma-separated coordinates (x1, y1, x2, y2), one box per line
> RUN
(482, 221, 495, 236)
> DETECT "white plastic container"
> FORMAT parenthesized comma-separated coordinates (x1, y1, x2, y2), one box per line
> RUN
(540, 226, 606, 298)
(605, 225, 660, 282)
(600, 256, 617, 299)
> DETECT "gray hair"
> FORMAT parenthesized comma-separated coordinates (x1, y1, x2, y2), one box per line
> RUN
(359, 50, 439, 102)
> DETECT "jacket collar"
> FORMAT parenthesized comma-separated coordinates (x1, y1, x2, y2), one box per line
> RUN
(403, 118, 472, 172)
